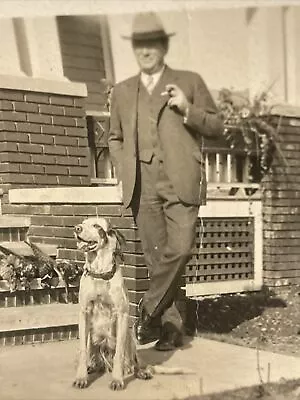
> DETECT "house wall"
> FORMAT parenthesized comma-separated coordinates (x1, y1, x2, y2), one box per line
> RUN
(0, 84, 89, 198)
(108, 9, 249, 92)
(0, 16, 91, 196)
(107, 6, 300, 105)
(0, 8, 300, 295)
(57, 15, 107, 112)
(3, 107, 300, 294)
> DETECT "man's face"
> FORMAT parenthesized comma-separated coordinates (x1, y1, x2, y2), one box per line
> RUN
(132, 39, 167, 74)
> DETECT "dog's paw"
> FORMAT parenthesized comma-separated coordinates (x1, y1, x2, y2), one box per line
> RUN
(109, 379, 125, 391)
(73, 377, 88, 389)
(135, 367, 154, 380)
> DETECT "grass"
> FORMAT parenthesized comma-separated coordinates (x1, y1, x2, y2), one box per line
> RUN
(181, 284, 300, 399)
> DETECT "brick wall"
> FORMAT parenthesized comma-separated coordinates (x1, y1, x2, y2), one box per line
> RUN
(0, 88, 90, 197)
(2, 201, 148, 325)
(263, 112, 300, 287)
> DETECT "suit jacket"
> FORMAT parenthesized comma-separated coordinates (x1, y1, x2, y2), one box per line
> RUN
(108, 66, 224, 208)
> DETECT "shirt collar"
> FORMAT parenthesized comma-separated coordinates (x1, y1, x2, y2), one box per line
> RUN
(140, 65, 166, 87)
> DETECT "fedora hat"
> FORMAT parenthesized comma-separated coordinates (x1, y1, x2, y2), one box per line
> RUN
(122, 12, 175, 41)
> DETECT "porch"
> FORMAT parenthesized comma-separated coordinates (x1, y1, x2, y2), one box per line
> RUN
(0, 6, 300, 346)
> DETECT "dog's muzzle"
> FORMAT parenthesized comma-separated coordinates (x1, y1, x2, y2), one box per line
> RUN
(74, 224, 109, 252)
(74, 225, 99, 252)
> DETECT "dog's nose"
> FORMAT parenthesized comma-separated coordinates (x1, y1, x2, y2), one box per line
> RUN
(74, 225, 83, 234)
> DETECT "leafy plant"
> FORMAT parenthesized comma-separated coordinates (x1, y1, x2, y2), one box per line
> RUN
(0, 242, 83, 299)
(217, 87, 287, 182)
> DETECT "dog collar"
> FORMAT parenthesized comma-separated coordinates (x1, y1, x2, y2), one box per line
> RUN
(85, 262, 116, 281)
(84, 249, 123, 281)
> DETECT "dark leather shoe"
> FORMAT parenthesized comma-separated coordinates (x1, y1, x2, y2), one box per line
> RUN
(134, 301, 160, 345)
(154, 322, 183, 351)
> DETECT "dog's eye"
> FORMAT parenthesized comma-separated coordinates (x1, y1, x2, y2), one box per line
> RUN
(74, 225, 82, 233)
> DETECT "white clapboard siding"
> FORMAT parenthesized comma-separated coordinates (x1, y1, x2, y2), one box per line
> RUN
(57, 15, 106, 112)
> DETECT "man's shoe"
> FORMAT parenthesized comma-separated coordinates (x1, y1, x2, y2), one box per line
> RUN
(154, 322, 184, 351)
(134, 301, 160, 345)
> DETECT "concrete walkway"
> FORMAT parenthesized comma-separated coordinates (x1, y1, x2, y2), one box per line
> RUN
(1, 337, 300, 400)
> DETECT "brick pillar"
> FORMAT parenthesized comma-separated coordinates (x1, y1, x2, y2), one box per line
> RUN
(0, 88, 90, 196)
(263, 109, 300, 287)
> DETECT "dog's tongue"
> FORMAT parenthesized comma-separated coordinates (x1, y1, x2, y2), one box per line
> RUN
(77, 241, 88, 250)
(77, 240, 98, 252)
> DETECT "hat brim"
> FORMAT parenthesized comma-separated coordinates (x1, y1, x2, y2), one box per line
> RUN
(122, 31, 176, 41)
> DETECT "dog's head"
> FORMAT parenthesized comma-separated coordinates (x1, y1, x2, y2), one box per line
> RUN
(74, 217, 125, 253)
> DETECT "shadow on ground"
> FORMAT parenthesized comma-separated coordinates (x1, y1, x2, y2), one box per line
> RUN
(138, 336, 194, 366)
(184, 286, 287, 335)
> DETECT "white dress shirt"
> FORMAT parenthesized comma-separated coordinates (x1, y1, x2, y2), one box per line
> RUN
(140, 65, 166, 93)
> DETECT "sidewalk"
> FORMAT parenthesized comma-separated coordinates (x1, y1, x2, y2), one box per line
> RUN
(1, 337, 300, 400)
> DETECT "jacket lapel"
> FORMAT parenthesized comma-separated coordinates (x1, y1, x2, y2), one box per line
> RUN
(152, 66, 179, 121)
(124, 74, 140, 146)
(122, 67, 179, 140)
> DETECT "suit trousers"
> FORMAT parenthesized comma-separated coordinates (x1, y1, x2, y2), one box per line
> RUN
(131, 155, 199, 329)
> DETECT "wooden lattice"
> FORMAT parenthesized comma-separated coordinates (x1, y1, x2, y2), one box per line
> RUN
(185, 217, 254, 283)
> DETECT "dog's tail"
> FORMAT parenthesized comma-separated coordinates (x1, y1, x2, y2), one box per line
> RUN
(149, 365, 195, 375)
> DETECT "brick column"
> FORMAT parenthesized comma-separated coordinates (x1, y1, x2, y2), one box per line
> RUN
(0, 84, 89, 197)
(263, 106, 300, 287)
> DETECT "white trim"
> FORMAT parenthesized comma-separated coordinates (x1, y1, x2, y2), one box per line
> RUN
(9, 186, 122, 204)
(8, 185, 260, 205)
(99, 15, 115, 83)
(0, 74, 87, 97)
(185, 279, 262, 297)
(86, 110, 110, 118)
(199, 198, 261, 218)
(0, 1, 298, 19)
(271, 103, 300, 117)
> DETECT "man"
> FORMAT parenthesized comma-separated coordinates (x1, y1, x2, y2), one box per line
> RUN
(108, 12, 223, 351)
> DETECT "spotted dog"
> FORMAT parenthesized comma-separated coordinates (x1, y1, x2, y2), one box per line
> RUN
(73, 217, 193, 391)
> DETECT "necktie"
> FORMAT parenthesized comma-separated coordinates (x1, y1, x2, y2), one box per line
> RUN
(145, 74, 155, 94)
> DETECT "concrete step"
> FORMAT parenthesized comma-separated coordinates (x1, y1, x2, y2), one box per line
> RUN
(1, 303, 79, 331)
(0, 215, 31, 228)
(0, 303, 79, 346)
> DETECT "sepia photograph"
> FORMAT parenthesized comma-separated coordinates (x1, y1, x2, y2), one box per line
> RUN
(0, 0, 300, 399)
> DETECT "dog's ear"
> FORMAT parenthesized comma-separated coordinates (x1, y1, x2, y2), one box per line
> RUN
(93, 224, 108, 242)
(107, 226, 126, 248)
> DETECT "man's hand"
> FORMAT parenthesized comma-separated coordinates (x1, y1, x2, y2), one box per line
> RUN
(162, 84, 189, 116)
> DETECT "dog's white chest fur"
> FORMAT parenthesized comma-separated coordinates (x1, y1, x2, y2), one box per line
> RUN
(79, 271, 128, 347)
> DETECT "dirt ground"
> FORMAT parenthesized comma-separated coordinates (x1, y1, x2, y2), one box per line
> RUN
(184, 284, 300, 399)
(189, 379, 300, 400)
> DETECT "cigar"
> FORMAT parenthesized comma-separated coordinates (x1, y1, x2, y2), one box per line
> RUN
(160, 91, 169, 96)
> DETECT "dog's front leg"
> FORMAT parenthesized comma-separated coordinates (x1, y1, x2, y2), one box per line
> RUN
(73, 308, 90, 389)
(110, 312, 128, 391)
